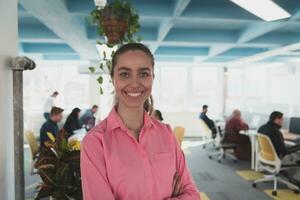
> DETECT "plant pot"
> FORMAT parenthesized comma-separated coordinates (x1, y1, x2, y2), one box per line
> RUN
(100, 6, 128, 45)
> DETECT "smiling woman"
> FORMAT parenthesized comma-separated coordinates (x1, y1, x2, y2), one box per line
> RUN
(80, 43, 200, 200)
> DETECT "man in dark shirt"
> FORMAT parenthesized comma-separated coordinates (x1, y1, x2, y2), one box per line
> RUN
(40, 106, 64, 148)
(258, 111, 300, 158)
(199, 105, 217, 138)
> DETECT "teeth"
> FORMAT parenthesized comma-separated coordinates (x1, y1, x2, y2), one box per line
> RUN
(126, 92, 142, 97)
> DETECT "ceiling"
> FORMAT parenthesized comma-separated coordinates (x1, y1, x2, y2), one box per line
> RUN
(18, 0, 300, 64)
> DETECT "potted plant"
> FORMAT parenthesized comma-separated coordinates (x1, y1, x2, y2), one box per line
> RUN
(90, 0, 141, 45)
(89, 0, 142, 94)
(34, 131, 82, 200)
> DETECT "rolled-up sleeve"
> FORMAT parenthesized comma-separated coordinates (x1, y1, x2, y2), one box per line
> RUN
(80, 134, 115, 200)
(166, 125, 200, 200)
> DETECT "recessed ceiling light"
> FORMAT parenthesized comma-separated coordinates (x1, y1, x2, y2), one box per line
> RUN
(230, 0, 291, 21)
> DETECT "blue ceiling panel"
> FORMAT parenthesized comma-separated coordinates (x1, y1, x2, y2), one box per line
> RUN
(219, 47, 270, 57)
(22, 43, 76, 54)
(165, 29, 239, 43)
(156, 46, 209, 56)
(43, 54, 80, 60)
(17, 0, 300, 62)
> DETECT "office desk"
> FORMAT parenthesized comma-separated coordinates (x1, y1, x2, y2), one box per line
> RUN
(240, 130, 300, 172)
(240, 130, 258, 171)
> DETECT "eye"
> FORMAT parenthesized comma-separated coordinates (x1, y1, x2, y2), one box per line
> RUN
(140, 72, 150, 78)
(120, 72, 129, 78)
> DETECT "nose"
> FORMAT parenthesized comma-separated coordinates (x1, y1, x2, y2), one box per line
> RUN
(128, 74, 141, 86)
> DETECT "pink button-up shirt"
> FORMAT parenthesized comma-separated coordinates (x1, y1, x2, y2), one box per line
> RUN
(80, 108, 199, 200)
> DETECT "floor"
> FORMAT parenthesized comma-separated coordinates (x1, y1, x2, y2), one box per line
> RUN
(182, 139, 272, 200)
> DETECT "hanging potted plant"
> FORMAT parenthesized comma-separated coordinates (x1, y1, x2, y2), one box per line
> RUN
(89, 0, 142, 94)
(90, 0, 141, 45)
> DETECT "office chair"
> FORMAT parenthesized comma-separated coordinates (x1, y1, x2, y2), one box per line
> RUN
(25, 130, 39, 175)
(199, 119, 216, 149)
(252, 134, 300, 196)
(174, 126, 185, 146)
(208, 127, 238, 163)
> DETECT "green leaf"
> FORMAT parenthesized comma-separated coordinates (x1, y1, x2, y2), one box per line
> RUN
(99, 63, 104, 70)
(97, 76, 103, 84)
(88, 66, 95, 73)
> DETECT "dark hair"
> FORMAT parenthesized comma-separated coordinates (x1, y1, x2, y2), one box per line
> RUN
(52, 91, 59, 95)
(269, 111, 283, 122)
(154, 110, 163, 121)
(70, 107, 81, 118)
(50, 106, 64, 116)
(92, 105, 98, 109)
(202, 105, 208, 109)
(111, 43, 155, 114)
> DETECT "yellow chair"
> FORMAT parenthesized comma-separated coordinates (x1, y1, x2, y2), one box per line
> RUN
(25, 130, 39, 175)
(252, 134, 299, 196)
(174, 126, 185, 146)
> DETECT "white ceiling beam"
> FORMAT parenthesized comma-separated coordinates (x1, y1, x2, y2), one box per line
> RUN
(151, 0, 191, 53)
(237, 21, 283, 43)
(228, 42, 300, 67)
(19, 0, 98, 60)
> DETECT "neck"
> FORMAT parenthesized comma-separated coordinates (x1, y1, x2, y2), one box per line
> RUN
(117, 102, 144, 139)
(49, 117, 56, 122)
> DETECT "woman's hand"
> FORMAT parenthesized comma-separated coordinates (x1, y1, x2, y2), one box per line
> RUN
(171, 172, 182, 197)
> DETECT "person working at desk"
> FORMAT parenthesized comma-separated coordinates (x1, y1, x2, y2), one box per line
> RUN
(224, 109, 251, 161)
(64, 107, 81, 137)
(199, 105, 217, 138)
(79, 105, 98, 131)
(258, 111, 300, 160)
(40, 106, 64, 148)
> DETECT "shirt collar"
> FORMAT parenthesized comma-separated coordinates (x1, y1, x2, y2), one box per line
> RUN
(106, 107, 154, 133)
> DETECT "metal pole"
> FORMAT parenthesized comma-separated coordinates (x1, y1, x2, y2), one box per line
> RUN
(9, 56, 35, 200)
(13, 69, 25, 200)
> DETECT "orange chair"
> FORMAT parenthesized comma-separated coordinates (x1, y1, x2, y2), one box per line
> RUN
(25, 130, 39, 175)
(174, 126, 185, 146)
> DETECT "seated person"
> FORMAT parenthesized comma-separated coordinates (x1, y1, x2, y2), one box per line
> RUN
(199, 105, 217, 138)
(79, 105, 98, 131)
(224, 109, 251, 161)
(63, 107, 81, 136)
(258, 111, 300, 159)
(40, 106, 64, 148)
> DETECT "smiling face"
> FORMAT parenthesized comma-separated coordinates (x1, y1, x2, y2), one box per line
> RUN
(112, 50, 154, 110)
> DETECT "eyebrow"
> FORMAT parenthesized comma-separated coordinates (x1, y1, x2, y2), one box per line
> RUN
(118, 67, 151, 71)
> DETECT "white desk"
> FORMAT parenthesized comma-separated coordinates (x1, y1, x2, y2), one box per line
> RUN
(240, 130, 258, 171)
(68, 128, 87, 142)
(240, 130, 300, 172)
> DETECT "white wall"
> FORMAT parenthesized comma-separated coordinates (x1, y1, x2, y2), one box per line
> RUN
(0, 0, 18, 199)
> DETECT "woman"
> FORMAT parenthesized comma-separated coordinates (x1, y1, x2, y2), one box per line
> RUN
(81, 43, 199, 200)
(63, 107, 81, 136)
(151, 109, 164, 121)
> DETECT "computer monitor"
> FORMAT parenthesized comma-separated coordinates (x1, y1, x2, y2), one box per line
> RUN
(289, 117, 300, 135)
